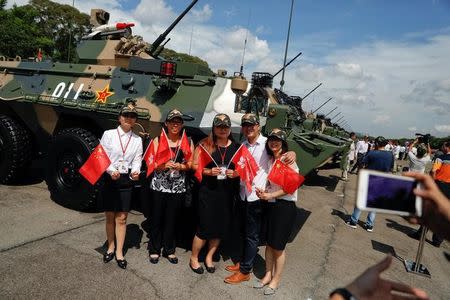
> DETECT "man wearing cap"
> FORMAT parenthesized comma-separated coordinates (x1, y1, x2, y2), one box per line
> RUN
(224, 113, 295, 284)
(346, 136, 394, 232)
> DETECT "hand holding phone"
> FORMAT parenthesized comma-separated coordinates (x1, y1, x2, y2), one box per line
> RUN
(356, 170, 422, 217)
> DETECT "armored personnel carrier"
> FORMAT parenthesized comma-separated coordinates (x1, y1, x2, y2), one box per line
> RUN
(0, 0, 347, 211)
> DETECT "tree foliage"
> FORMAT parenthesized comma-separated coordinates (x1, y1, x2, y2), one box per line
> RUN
(0, 4, 53, 58)
(0, 0, 211, 68)
(0, 0, 89, 61)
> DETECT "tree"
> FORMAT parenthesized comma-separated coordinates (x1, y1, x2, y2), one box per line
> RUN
(0, 4, 53, 58)
(29, 0, 90, 62)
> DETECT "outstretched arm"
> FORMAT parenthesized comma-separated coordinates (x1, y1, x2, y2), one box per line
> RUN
(330, 256, 429, 300)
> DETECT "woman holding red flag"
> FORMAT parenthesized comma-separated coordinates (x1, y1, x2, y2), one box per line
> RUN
(255, 128, 302, 295)
(147, 109, 194, 264)
(99, 101, 143, 269)
(189, 113, 241, 274)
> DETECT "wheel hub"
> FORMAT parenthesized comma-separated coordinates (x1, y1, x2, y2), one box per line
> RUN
(57, 152, 82, 188)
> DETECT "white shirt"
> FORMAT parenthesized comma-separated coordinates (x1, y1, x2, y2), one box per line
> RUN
(239, 134, 271, 202)
(100, 126, 143, 175)
(408, 152, 431, 173)
(347, 140, 356, 160)
(355, 140, 368, 154)
(266, 159, 299, 202)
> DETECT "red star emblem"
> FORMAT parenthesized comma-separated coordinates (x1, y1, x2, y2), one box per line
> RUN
(95, 85, 114, 103)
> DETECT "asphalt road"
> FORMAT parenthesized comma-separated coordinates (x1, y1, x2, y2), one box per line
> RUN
(1, 166, 449, 299)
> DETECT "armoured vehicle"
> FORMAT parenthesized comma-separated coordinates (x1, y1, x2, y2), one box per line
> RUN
(0, 0, 348, 211)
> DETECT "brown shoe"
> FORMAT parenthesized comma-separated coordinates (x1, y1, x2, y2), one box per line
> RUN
(224, 271, 250, 284)
(225, 262, 240, 272)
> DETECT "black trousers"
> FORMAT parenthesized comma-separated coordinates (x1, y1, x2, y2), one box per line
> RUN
(431, 181, 450, 245)
(240, 200, 265, 274)
(350, 153, 365, 173)
(147, 190, 183, 256)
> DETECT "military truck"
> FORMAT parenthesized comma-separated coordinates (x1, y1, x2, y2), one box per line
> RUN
(0, 0, 347, 211)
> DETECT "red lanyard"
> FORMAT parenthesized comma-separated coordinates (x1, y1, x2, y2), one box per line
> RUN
(117, 129, 132, 157)
(217, 145, 228, 165)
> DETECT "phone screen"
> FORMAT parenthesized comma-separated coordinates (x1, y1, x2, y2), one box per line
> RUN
(367, 174, 417, 213)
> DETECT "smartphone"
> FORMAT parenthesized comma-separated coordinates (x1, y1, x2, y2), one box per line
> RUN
(356, 170, 422, 217)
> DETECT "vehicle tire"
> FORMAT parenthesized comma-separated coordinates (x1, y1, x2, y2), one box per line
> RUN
(46, 128, 100, 211)
(0, 115, 32, 184)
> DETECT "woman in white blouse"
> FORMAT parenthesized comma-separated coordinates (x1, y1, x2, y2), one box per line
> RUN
(255, 128, 299, 295)
(99, 103, 143, 269)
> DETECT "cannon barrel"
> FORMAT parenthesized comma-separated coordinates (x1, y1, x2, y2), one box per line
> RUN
(312, 97, 332, 114)
(302, 82, 322, 101)
(273, 51, 302, 78)
(149, 0, 198, 56)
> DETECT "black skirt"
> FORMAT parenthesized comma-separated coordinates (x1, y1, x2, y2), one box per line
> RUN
(265, 199, 296, 251)
(101, 174, 134, 212)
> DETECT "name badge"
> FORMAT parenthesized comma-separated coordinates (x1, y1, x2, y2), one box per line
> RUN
(117, 160, 129, 174)
(217, 165, 227, 180)
(170, 169, 180, 178)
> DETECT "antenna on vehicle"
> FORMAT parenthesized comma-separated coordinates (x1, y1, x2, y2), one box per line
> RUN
(239, 9, 251, 76)
(188, 25, 194, 56)
(280, 0, 295, 91)
(67, 0, 75, 62)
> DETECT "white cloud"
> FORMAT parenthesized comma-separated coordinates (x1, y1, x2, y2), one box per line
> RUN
(435, 125, 450, 133)
(191, 4, 212, 22)
(408, 127, 417, 132)
(7, 0, 449, 137)
(335, 63, 363, 78)
(372, 115, 391, 124)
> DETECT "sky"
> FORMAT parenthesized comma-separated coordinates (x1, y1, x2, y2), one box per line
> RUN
(7, 0, 450, 138)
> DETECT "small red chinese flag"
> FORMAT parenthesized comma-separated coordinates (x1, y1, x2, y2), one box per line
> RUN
(231, 144, 260, 191)
(194, 145, 213, 182)
(143, 139, 156, 177)
(37, 48, 42, 62)
(79, 144, 111, 185)
(155, 129, 171, 166)
(267, 159, 304, 194)
(179, 130, 192, 161)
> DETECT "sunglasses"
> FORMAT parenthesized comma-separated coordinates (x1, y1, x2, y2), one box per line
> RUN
(121, 113, 137, 118)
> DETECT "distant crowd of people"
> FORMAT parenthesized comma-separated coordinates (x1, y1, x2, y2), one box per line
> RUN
(340, 133, 449, 243)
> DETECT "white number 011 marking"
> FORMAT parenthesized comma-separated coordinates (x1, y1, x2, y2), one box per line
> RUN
(51, 82, 84, 100)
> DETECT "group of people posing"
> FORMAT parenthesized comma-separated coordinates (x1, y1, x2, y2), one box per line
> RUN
(96, 104, 301, 295)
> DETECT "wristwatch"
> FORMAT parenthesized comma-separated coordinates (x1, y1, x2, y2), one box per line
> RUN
(329, 288, 356, 300)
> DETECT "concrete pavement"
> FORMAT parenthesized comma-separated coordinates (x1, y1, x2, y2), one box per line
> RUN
(0, 166, 448, 299)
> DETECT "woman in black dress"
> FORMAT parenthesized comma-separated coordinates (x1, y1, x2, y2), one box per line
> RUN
(189, 113, 240, 274)
(100, 103, 143, 269)
(255, 128, 300, 295)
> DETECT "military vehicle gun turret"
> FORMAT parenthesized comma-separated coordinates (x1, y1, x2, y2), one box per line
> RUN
(230, 70, 349, 174)
(1, 0, 348, 211)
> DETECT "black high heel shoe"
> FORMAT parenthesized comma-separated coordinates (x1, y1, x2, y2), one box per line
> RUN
(205, 263, 215, 273)
(149, 255, 159, 264)
(189, 262, 204, 274)
(103, 251, 115, 263)
(163, 253, 178, 264)
(116, 258, 127, 269)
